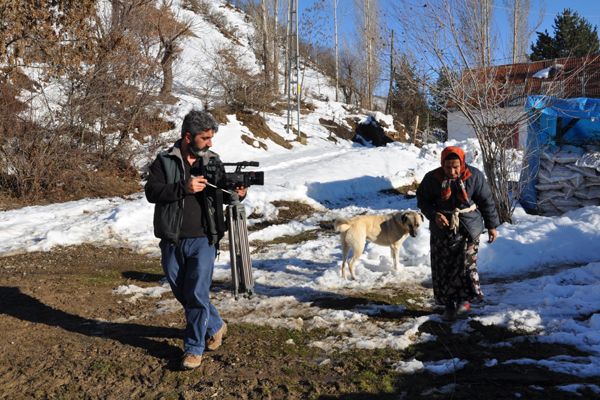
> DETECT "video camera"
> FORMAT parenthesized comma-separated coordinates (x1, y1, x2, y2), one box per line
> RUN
(222, 161, 264, 189)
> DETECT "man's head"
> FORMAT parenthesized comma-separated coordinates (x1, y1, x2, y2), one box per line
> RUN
(181, 110, 219, 157)
(441, 146, 466, 179)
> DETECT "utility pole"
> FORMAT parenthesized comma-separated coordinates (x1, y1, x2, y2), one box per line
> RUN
(286, 0, 303, 143)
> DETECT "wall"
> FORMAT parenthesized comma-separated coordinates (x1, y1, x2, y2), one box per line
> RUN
(447, 107, 528, 148)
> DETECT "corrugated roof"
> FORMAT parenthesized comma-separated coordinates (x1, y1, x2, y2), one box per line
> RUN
(447, 55, 600, 108)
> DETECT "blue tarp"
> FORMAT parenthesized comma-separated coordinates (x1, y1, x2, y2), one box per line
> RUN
(520, 96, 600, 211)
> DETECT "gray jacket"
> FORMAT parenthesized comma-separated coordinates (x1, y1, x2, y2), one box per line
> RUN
(416, 165, 500, 239)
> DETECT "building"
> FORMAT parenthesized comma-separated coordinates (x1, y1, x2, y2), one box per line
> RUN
(447, 56, 600, 148)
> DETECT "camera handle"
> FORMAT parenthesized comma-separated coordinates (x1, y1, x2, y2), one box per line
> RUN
(226, 192, 254, 299)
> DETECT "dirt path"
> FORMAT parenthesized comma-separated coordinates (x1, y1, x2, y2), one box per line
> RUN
(1, 245, 598, 399)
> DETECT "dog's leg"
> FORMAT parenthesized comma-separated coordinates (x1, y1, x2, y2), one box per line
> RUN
(341, 239, 349, 279)
(390, 244, 399, 271)
(348, 245, 362, 280)
(392, 235, 408, 271)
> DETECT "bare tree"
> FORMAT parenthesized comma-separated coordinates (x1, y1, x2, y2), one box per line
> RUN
(356, 0, 380, 109)
(333, 0, 339, 101)
(152, 1, 193, 96)
(0, 0, 166, 201)
(504, 0, 544, 63)
(272, 0, 280, 93)
(456, 0, 494, 67)
(339, 44, 361, 105)
(395, 0, 595, 223)
(260, 0, 272, 89)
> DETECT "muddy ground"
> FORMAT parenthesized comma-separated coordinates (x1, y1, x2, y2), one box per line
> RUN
(1, 245, 599, 399)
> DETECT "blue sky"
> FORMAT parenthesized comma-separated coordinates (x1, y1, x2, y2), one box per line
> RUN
(298, 0, 600, 64)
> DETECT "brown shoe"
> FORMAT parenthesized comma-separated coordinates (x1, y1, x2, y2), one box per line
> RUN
(206, 323, 227, 351)
(181, 353, 202, 369)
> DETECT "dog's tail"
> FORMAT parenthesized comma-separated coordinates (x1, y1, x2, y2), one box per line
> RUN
(334, 218, 352, 233)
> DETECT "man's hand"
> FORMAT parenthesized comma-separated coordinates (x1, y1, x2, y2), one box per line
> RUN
(435, 212, 449, 229)
(187, 176, 207, 193)
(235, 186, 247, 198)
(488, 228, 498, 243)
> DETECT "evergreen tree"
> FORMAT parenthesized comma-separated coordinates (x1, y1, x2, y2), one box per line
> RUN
(388, 56, 429, 129)
(429, 70, 452, 129)
(530, 9, 600, 61)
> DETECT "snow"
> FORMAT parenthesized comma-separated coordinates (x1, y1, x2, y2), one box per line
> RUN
(4, 135, 600, 378)
(394, 358, 468, 375)
(4, 0, 600, 381)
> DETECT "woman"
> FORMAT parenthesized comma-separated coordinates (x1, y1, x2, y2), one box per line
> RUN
(417, 146, 499, 321)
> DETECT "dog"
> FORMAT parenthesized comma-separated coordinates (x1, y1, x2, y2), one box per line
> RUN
(334, 210, 424, 280)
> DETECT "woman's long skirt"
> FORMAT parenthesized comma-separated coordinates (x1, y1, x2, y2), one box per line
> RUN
(430, 227, 483, 307)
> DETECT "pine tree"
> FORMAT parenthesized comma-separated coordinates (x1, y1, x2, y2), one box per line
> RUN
(388, 57, 428, 129)
(530, 8, 600, 61)
(429, 70, 452, 129)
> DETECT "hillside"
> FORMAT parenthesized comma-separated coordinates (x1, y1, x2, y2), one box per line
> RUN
(0, 0, 402, 210)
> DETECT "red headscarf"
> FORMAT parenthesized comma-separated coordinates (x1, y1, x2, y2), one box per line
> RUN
(435, 146, 472, 202)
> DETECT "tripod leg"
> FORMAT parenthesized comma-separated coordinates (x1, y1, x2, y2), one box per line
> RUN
(227, 201, 254, 298)
(237, 206, 254, 294)
(227, 205, 239, 299)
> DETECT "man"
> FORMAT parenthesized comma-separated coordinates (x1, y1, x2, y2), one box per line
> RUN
(145, 110, 247, 369)
(416, 146, 499, 322)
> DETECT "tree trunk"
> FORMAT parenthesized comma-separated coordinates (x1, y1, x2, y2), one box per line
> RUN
(160, 42, 174, 96)
(284, 0, 290, 95)
(512, 0, 519, 63)
(333, 0, 339, 102)
(273, 0, 279, 94)
(261, 0, 272, 90)
(385, 29, 394, 114)
(365, 0, 372, 109)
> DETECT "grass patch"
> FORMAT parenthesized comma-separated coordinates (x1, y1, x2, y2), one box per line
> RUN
(247, 200, 319, 232)
(318, 118, 355, 141)
(251, 230, 319, 252)
(89, 359, 114, 376)
(356, 288, 428, 308)
(78, 269, 123, 287)
(241, 133, 267, 150)
(236, 111, 292, 149)
(272, 200, 317, 220)
(380, 181, 420, 198)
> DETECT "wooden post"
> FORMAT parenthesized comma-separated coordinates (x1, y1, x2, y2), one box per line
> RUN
(412, 115, 419, 144)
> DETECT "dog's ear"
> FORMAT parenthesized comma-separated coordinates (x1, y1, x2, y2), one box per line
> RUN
(419, 212, 425, 221)
(401, 212, 409, 224)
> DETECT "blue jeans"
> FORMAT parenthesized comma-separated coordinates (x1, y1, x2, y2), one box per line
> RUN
(160, 237, 224, 355)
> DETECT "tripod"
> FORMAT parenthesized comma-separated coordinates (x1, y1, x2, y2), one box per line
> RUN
(226, 193, 254, 299)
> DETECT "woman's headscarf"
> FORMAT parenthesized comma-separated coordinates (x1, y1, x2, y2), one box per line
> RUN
(436, 146, 472, 202)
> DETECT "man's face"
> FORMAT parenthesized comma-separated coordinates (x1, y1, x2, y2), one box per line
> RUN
(442, 158, 461, 179)
(185, 129, 214, 153)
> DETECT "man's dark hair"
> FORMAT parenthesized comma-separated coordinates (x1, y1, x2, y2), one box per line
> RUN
(445, 153, 461, 161)
(181, 110, 219, 138)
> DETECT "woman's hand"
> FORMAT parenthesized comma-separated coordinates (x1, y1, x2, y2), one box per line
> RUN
(435, 212, 449, 229)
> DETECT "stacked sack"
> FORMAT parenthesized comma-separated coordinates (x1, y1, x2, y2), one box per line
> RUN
(536, 144, 600, 215)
